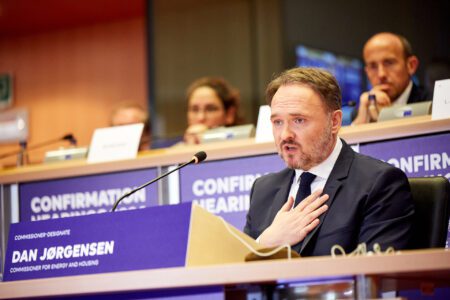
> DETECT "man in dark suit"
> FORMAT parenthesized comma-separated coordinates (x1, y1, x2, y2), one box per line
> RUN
(353, 32, 430, 124)
(244, 67, 414, 256)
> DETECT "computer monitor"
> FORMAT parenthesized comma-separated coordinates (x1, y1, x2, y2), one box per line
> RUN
(296, 45, 364, 107)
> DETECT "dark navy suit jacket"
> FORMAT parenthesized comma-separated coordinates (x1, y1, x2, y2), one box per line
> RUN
(244, 140, 414, 257)
(407, 83, 430, 104)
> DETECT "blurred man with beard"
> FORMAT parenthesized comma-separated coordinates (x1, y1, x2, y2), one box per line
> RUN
(353, 32, 429, 124)
(244, 67, 414, 256)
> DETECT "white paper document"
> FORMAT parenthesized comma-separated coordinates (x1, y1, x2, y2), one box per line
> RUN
(431, 79, 450, 120)
(255, 105, 274, 143)
(87, 123, 144, 163)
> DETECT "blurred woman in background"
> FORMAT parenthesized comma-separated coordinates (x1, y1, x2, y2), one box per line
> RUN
(184, 77, 242, 144)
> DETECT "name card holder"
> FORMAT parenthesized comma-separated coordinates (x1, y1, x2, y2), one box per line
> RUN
(4, 203, 260, 281)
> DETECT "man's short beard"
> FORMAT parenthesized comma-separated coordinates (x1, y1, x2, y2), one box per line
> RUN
(280, 119, 334, 170)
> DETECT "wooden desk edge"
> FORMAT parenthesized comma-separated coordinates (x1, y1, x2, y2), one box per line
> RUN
(0, 249, 449, 299)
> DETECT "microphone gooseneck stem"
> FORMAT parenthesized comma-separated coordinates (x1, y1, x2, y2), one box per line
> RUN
(0, 134, 75, 160)
(27, 137, 66, 151)
(111, 159, 194, 212)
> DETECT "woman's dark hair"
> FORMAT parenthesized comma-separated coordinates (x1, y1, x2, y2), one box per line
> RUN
(186, 77, 243, 125)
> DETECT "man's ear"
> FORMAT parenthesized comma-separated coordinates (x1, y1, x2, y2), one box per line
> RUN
(406, 55, 419, 76)
(331, 110, 342, 134)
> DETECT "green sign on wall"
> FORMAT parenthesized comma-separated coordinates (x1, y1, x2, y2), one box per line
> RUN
(0, 73, 13, 109)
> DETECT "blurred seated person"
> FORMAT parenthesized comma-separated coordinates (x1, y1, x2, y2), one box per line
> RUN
(353, 32, 429, 124)
(110, 103, 151, 150)
(184, 77, 243, 144)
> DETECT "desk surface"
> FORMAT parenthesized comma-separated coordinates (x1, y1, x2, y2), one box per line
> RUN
(0, 249, 449, 299)
(1, 115, 449, 185)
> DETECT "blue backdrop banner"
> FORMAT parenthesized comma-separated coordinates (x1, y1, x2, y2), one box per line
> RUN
(19, 168, 159, 221)
(359, 133, 450, 179)
(179, 154, 284, 230)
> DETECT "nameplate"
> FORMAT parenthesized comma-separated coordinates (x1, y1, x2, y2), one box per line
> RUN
(255, 105, 274, 143)
(87, 123, 143, 163)
(432, 79, 450, 120)
(4, 204, 192, 281)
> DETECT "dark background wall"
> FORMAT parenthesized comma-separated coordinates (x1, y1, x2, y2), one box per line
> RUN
(150, 0, 283, 139)
(281, 0, 449, 80)
(150, 0, 449, 139)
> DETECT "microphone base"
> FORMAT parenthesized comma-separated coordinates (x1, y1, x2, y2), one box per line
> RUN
(44, 147, 88, 163)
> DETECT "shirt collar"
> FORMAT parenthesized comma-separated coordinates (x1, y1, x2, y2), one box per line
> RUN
(394, 80, 413, 106)
(294, 138, 343, 182)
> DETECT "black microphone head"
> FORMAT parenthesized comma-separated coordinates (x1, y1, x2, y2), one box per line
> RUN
(192, 151, 207, 164)
(62, 133, 74, 141)
(62, 133, 77, 146)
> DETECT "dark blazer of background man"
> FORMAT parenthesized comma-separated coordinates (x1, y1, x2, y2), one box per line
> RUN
(353, 32, 429, 124)
(244, 67, 414, 256)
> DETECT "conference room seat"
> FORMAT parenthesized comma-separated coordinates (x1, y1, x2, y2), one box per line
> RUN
(408, 176, 450, 249)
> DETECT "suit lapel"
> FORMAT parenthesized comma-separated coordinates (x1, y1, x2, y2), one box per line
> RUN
(266, 169, 295, 228)
(300, 140, 355, 254)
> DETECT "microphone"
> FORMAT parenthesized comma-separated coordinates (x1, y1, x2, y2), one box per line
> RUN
(0, 133, 78, 160)
(62, 133, 77, 146)
(111, 151, 207, 212)
(25, 133, 77, 151)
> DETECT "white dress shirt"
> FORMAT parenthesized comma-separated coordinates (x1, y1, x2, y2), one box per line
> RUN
(288, 138, 343, 202)
(394, 80, 413, 106)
